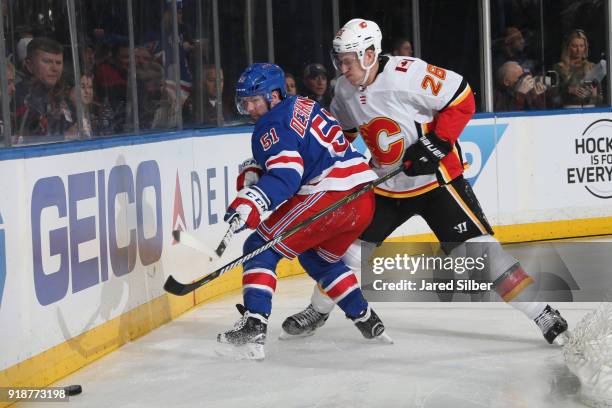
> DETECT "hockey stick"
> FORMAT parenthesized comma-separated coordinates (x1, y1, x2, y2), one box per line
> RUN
(163, 164, 407, 296)
(172, 218, 240, 261)
(172, 230, 217, 262)
(215, 218, 240, 256)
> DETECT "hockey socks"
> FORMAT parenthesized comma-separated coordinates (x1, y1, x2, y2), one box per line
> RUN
(240, 233, 283, 316)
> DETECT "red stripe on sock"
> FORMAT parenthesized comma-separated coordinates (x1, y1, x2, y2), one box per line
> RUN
(326, 274, 358, 300)
(243, 272, 277, 291)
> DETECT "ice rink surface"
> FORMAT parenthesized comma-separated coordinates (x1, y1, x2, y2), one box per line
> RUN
(18, 274, 597, 408)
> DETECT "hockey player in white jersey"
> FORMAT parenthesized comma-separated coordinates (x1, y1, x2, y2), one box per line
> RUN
(281, 18, 569, 345)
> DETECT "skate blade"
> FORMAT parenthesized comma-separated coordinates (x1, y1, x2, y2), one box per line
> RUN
(214, 343, 265, 361)
(374, 331, 394, 345)
(554, 330, 572, 346)
(278, 329, 316, 341)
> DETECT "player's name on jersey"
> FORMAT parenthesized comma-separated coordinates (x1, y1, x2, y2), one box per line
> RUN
(371, 279, 493, 292)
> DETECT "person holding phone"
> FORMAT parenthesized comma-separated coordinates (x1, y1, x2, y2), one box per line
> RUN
(552, 29, 602, 108)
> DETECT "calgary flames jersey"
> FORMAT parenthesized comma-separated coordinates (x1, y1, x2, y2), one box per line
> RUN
(331, 56, 475, 197)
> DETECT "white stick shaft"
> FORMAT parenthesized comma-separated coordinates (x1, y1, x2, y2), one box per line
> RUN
(174, 230, 217, 261)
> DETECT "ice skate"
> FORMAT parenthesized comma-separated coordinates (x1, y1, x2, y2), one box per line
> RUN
(217, 305, 267, 360)
(534, 305, 568, 345)
(352, 306, 393, 344)
(279, 304, 330, 340)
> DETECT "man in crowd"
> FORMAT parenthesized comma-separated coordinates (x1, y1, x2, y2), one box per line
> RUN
(95, 41, 130, 133)
(495, 61, 546, 111)
(392, 37, 413, 57)
(302, 63, 332, 109)
(15, 37, 73, 139)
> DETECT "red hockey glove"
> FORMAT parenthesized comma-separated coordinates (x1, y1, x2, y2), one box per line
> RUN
(236, 158, 264, 191)
(403, 131, 452, 176)
(224, 186, 269, 231)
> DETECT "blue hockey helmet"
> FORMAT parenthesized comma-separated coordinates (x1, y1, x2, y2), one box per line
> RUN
(235, 63, 287, 114)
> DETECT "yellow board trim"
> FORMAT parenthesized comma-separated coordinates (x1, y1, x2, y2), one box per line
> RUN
(385, 216, 612, 244)
(0, 258, 304, 408)
(2, 215, 611, 407)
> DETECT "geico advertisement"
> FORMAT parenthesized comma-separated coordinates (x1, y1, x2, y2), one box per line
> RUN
(0, 133, 250, 369)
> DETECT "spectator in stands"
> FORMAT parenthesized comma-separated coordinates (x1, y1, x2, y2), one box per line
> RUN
(551, 29, 603, 108)
(15, 37, 73, 139)
(493, 26, 536, 74)
(65, 72, 96, 139)
(83, 43, 96, 73)
(188, 64, 234, 125)
(135, 46, 153, 69)
(494, 61, 546, 111)
(0, 62, 16, 138)
(285, 73, 297, 96)
(202, 64, 223, 122)
(95, 41, 130, 133)
(156, 0, 194, 94)
(137, 61, 165, 129)
(303, 63, 331, 109)
(151, 79, 190, 129)
(391, 38, 413, 57)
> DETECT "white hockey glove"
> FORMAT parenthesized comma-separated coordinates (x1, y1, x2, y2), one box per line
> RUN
(236, 158, 264, 191)
(403, 131, 452, 176)
(224, 186, 269, 231)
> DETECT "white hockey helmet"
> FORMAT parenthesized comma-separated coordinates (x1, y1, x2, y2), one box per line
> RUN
(332, 18, 382, 70)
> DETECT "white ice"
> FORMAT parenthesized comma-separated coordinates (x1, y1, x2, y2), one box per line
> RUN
(17, 273, 598, 408)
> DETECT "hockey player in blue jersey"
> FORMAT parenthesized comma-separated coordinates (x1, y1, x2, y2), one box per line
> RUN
(217, 63, 392, 359)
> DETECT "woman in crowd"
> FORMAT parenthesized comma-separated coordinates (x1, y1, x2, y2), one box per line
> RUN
(551, 29, 603, 108)
(65, 72, 97, 139)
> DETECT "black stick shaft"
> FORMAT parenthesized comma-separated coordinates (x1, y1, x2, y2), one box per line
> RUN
(164, 165, 405, 296)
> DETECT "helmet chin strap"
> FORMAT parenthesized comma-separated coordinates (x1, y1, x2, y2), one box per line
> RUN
(358, 54, 378, 87)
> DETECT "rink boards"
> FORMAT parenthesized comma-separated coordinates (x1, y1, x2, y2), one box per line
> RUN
(1, 110, 612, 400)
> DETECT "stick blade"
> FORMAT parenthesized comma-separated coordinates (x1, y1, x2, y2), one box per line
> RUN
(164, 275, 198, 296)
(173, 229, 216, 261)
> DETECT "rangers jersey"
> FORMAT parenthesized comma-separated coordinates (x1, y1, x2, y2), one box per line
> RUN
(251, 95, 376, 208)
(331, 56, 475, 197)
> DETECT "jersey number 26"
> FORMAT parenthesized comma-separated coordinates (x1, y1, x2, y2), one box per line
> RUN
(421, 64, 446, 96)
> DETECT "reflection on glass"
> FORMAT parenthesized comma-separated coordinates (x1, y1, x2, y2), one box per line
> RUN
(0, 62, 16, 145)
(274, 0, 333, 106)
(419, 0, 480, 111)
(219, 0, 268, 126)
(1, 0, 610, 149)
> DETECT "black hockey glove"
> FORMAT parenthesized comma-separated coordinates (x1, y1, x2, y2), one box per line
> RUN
(402, 131, 452, 176)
